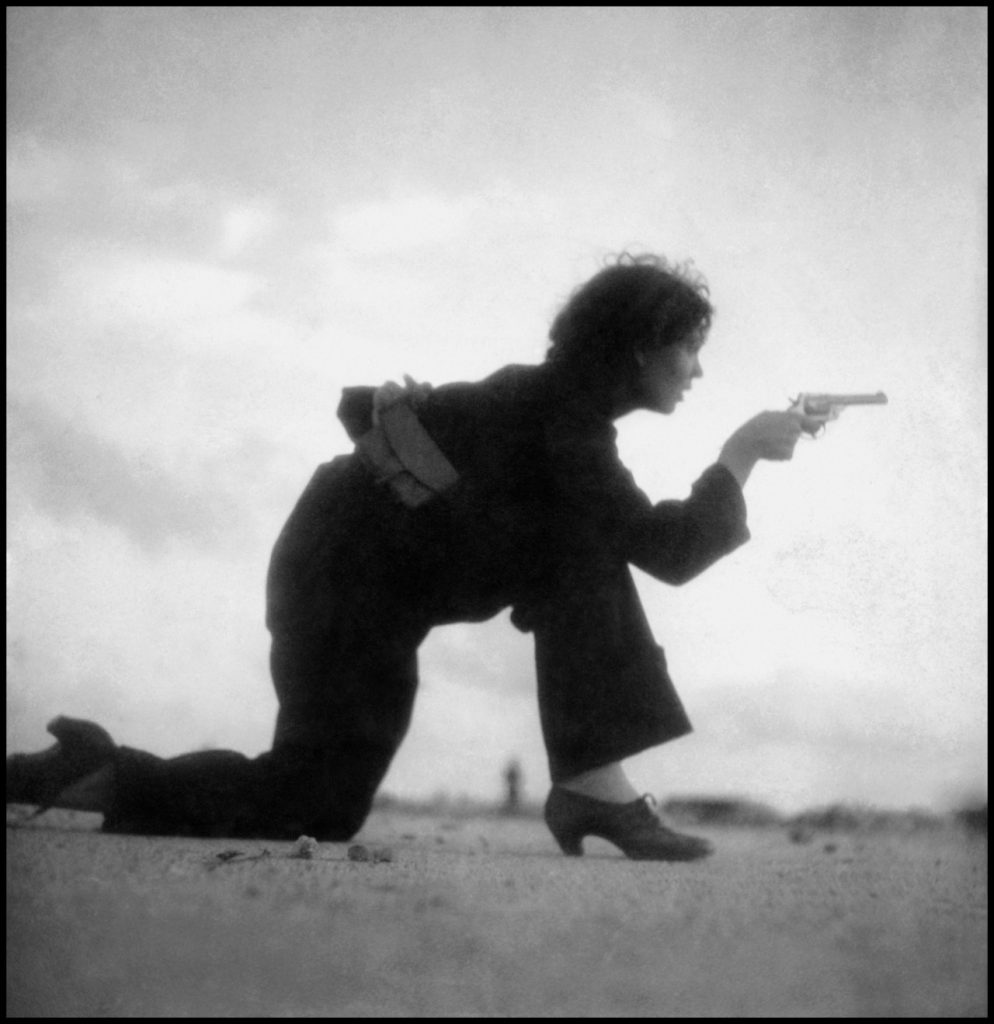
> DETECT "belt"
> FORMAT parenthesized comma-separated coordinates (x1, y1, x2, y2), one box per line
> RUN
(355, 392, 460, 508)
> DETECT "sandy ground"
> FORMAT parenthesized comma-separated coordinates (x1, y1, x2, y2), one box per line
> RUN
(6, 807, 987, 1018)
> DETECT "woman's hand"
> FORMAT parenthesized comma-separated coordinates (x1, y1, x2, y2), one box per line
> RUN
(718, 410, 820, 487)
(727, 410, 815, 460)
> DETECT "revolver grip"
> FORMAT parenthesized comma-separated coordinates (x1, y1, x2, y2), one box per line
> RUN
(789, 395, 832, 437)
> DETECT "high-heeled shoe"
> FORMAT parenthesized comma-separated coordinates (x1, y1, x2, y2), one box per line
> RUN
(544, 786, 714, 861)
(6, 716, 117, 811)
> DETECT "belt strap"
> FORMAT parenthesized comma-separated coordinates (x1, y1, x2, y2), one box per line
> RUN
(379, 402, 460, 493)
(355, 392, 459, 508)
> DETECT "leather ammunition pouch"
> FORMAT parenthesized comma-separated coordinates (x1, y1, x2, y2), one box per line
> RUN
(353, 388, 460, 508)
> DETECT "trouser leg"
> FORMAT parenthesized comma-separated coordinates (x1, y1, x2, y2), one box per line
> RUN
(263, 620, 426, 839)
(104, 454, 430, 839)
(533, 564, 692, 783)
(104, 747, 269, 837)
(103, 620, 425, 839)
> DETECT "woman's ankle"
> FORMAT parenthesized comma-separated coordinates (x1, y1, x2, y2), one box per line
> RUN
(558, 762, 640, 804)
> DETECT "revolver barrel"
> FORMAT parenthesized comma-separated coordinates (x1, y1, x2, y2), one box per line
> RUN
(805, 392, 888, 406)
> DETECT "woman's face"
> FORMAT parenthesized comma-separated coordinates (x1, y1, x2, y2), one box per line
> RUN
(632, 333, 705, 414)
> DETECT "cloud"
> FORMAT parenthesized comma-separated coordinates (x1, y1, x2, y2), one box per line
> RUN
(692, 667, 984, 761)
(421, 617, 536, 697)
(8, 397, 246, 553)
(606, 85, 678, 142)
(66, 253, 258, 331)
(332, 195, 479, 255)
(219, 203, 275, 259)
(8, 130, 281, 274)
(6, 133, 76, 203)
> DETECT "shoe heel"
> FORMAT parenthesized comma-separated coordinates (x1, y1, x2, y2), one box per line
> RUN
(547, 822, 584, 857)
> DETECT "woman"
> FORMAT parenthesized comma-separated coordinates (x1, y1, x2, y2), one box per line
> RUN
(7, 254, 817, 860)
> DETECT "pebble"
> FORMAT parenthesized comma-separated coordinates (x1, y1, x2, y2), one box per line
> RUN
(348, 843, 394, 863)
(289, 835, 319, 859)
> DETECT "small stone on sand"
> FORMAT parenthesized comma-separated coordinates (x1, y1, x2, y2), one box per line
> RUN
(348, 843, 393, 863)
(289, 835, 319, 859)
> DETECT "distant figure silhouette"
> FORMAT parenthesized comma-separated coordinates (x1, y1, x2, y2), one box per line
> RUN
(7, 253, 821, 859)
(502, 759, 523, 815)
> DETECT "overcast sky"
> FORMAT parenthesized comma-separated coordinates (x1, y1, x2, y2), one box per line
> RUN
(6, 7, 987, 813)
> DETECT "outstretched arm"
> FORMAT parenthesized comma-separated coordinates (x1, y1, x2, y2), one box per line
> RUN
(545, 412, 751, 586)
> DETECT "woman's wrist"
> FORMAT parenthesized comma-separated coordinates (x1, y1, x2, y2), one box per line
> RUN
(717, 440, 757, 489)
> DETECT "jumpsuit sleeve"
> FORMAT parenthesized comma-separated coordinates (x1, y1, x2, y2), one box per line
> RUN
(630, 463, 750, 584)
(546, 410, 750, 586)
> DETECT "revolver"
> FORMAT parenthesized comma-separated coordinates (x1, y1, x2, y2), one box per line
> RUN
(789, 391, 888, 436)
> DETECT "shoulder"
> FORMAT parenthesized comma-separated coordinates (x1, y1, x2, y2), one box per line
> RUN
(422, 363, 553, 424)
(440, 362, 549, 401)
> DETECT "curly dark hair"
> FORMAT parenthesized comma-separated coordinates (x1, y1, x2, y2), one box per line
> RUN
(546, 253, 713, 382)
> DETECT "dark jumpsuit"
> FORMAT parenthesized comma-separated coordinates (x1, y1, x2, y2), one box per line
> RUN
(103, 363, 749, 838)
